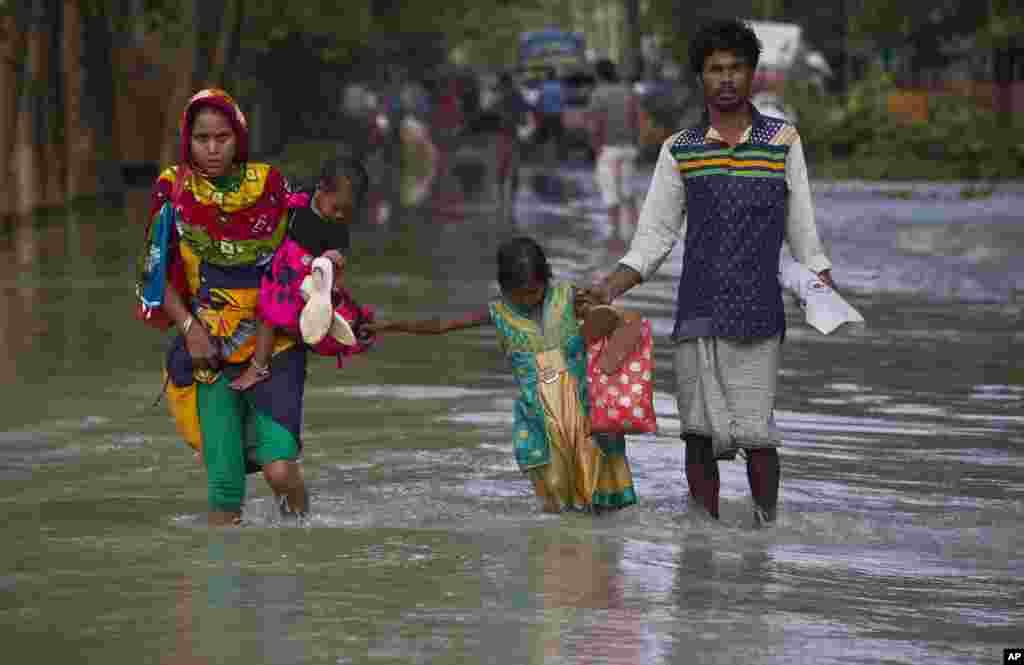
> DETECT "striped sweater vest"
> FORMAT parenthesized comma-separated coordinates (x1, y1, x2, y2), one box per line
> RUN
(669, 107, 797, 342)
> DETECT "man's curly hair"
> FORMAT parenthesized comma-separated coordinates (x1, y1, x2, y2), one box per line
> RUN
(689, 19, 762, 77)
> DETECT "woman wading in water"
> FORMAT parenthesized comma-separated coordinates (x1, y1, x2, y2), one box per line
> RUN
(138, 89, 310, 526)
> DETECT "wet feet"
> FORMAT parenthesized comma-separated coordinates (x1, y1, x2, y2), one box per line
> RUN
(277, 491, 310, 525)
(541, 497, 562, 514)
(753, 505, 777, 528)
(593, 504, 631, 515)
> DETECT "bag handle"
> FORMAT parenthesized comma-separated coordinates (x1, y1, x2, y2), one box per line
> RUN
(598, 317, 642, 374)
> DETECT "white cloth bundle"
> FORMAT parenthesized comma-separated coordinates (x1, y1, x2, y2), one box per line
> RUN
(779, 257, 865, 335)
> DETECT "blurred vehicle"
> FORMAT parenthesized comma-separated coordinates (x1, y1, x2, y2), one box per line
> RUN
(747, 20, 832, 96)
(519, 28, 586, 80)
(518, 28, 595, 161)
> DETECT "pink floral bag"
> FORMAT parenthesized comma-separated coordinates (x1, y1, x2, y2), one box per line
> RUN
(586, 315, 657, 435)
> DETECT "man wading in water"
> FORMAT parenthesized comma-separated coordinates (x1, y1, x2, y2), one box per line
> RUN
(583, 19, 837, 525)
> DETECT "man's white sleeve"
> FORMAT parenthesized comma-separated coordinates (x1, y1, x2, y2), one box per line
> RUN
(785, 137, 831, 273)
(620, 139, 687, 280)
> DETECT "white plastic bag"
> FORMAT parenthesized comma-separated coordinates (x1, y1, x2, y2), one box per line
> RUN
(779, 257, 865, 335)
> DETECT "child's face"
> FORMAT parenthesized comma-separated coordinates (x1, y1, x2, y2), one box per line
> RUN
(505, 279, 546, 309)
(315, 176, 355, 223)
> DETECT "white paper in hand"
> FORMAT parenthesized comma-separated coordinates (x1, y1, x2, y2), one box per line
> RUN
(779, 258, 865, 335)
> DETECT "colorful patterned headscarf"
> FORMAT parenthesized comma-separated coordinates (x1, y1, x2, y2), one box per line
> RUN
(180, 88, 250, 166)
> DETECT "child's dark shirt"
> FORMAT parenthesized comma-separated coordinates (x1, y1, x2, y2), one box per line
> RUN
(288, 188, 350, 258)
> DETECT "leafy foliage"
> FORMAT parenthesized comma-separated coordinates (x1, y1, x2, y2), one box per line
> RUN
(787, 68, 1024, 181)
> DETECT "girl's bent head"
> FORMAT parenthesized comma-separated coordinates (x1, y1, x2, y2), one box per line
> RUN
(497, 237, 552, 308)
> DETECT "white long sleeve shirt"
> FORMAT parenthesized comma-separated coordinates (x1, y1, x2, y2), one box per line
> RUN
(620, 127, 831, 282)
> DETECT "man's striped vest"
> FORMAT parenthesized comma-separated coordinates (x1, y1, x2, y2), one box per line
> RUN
(669, 106, 797, 342)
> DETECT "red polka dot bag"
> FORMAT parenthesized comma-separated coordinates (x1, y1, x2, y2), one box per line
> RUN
(585, 311, 657, 435)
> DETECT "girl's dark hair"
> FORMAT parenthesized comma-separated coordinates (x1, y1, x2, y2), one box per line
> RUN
(689, 19, 762, 77)
(318, 150, 369, 210)
(496, 237, 552, 291)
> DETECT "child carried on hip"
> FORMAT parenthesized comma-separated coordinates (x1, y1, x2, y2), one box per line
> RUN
(231, 152, 376, 391)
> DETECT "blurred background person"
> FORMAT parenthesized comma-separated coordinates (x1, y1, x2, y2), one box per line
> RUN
(493, 71, 531, 211)
(535, 67, 566, 163)
(589, 58, 641, 246)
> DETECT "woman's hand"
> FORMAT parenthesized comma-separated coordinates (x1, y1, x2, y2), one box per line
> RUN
(184, 319, 220, 369)
(817, 269, 836, 290)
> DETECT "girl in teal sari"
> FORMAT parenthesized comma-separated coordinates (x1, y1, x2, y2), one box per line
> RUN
(369, 237, 637, 513)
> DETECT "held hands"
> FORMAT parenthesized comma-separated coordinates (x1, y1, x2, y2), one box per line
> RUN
(577, 282, 614, 310)
(580, 265, 641, 311)
(817, 269, 836, 290)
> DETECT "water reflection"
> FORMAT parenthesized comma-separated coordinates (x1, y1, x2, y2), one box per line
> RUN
(164, 535, 307, 664)
(0, 217, 40, 382)
(668, 542, 779, 663)
(165, 576, 207, 665)
(529, 535, 647, 664)
(0, 199, 120, 386)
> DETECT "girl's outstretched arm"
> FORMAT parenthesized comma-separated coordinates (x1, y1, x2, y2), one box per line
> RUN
(368, 308, 489, 335)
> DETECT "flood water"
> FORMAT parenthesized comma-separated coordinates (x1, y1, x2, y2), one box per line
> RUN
(1, 166, 1021, 664)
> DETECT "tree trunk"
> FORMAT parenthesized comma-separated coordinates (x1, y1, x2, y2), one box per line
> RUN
(158, 1, 198, 168)
(41, 0, 65, 208)
(158, 0, 233, 167)
(0, 15, 22, 218)
(993, 47, 1015, 129)
(193, 1, 227, 88)
(62, 0, 93, 200)
(80, 5, 123, 196)
(12, 0, 47, 215)
(210, 0, 245, 92)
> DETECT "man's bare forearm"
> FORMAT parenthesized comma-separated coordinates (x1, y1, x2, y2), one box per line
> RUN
(601, 264, 643, 302)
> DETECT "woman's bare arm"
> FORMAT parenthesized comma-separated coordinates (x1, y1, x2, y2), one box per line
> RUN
(164, 279, 220, 367)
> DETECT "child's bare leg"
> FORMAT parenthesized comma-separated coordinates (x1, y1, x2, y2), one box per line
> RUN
(230, 323, 274, 390)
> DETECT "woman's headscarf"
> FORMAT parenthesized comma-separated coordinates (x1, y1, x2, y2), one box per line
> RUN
(180, 88, 250, 166)
(141, 88, 289, 280)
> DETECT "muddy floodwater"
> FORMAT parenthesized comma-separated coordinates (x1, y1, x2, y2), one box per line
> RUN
(1, 169, 1021, 664)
